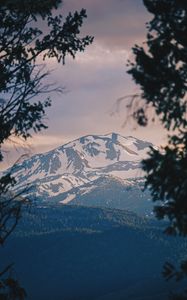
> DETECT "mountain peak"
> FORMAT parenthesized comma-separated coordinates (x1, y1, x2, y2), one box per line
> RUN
(7, 133, 152, 203)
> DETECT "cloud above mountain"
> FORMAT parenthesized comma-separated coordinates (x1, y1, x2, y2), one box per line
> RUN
(1, 1, 166, 169)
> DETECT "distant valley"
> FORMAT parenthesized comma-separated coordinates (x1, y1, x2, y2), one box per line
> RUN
(3, 205, 185, 300)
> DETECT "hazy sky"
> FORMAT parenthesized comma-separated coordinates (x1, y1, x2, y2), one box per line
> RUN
(2, 0, 168, 169)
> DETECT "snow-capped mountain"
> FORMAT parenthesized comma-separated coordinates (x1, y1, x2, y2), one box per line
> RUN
(6, 133, 153, 210)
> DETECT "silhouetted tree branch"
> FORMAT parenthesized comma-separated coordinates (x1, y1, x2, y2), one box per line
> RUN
(0, 0, 93, 299)
(128, 0, 187, 298)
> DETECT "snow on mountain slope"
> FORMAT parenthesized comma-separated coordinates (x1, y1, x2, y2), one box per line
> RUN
(5, 133, 152, 204)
